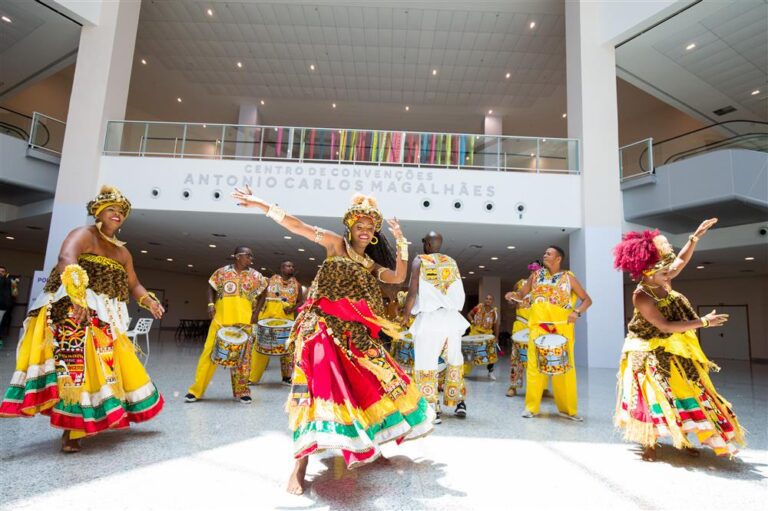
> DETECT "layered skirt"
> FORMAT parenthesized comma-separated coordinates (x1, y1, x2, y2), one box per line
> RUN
(0, 296, 163, 436)
(287, 297, 434, 468)
(615, 331, 745, 456)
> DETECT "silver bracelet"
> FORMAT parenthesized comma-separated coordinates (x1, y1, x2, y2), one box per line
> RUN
(313, 226, 325, 243)
(266, 204, 286, 223)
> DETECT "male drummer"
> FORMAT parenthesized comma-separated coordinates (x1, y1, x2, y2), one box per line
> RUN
(185, 246, 268, 404)
(249, 260, 304, 386)
(466, 294, 500, 379)
(505, 246, 592, 421)
(402, 231, 469, 423)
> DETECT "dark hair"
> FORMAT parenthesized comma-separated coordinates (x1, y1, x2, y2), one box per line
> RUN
(365, 230, 396, 269)
(549, 245, 565, 259)
(233, 245, 251, 255)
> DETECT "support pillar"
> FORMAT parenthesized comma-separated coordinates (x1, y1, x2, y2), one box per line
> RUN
(43, 0, 141, 271)
(236, 104, 260, 159)
(565, 0, 625, 368)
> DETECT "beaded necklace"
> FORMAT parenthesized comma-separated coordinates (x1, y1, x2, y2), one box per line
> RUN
(344, 239, 374, 270)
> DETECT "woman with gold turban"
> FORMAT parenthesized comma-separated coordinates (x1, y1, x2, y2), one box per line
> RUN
(612, 218, 744, 461)
(0, 186, 165, 453)
(232, 186, 433, 495)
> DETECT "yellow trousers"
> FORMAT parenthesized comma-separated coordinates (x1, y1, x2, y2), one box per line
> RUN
(187, 323, 252, 399)
(249, 301, 294, 383)
(524, 303, 578, 416)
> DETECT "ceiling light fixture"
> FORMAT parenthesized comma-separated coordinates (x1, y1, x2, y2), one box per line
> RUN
(507, 246, 515, 249)
(478, 265, 485, 269)
(5, 236, 15, 240)
(491, 256, 499, 260)
(203, 124, 207, 128)
(529, 21, 536, 29)
(1, 15, 11, 23)
(260, 267, 266, 271)
(432, 69, 437, 76)
(562, 113, 567, 118)
(298, 248, 305, 252)
(686, 43, 696, 50)
(332, 103, 337, 108)
(505, 72, 511, 79)
(309, 64, 316, 71)
(141, 58, 147, 65)
(751, 90, 760, 96)
(206, 8, 213, 16)
(208, 244, 216, 248)
(187, 264, 194, 268)
(696, 265, 705, 269)
(405, 105, 410, 111)
(745, 256, 755, 261)
(309, 257, 315, 261)
(236, 61, 243, 68)
(468, 271, 475, 275)
(487, 109, 493, 115)
(177, 97, 182, 103)
(140, 250, 148, 254)
(260, 99, 265, 105)
(284, 235, 292, 240)
(529, 153, 535, 157)
(166, 258, 174, 262)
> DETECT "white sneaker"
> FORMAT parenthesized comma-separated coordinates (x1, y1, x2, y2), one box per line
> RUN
(488, 371, 497, 381)
(558, 411, 583, 422)
(521, 410, 537, 418)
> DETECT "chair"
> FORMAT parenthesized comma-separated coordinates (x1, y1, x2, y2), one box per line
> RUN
(126, 318, 153, 362)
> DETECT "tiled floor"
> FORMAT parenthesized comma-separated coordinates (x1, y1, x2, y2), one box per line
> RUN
(1, 331, 766, 511)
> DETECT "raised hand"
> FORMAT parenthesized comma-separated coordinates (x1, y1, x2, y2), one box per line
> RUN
(387, 218, 403, 239)
(231, 185, 265, 208)
(702, 309, 729, 328)
(694, 218, 718, 238)
(148, 300, 165, 320)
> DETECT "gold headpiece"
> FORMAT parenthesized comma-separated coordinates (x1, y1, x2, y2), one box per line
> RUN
(643, 237, 677, 276)
(87, 185, 132, 218)
(343, 194, 383, 231)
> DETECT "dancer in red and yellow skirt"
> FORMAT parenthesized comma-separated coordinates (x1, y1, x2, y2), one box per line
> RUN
(613, 219, 745, 461)
(232, 187, 434, 495)
(0, 186, 164, 452)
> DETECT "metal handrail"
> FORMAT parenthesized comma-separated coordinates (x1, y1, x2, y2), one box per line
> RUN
(664, 133, 768, 164)
(104, 120, 580, 174)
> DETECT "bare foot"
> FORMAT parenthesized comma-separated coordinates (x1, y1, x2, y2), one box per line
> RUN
(641, 445, 656, 462)
(287, 457, 308, 495)
(685, 447, 700, 457)
(61, 431, 81, 453)
(506, 387, 517, 397)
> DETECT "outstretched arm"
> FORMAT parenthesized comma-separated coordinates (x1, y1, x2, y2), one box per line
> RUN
(126, 252, 165, 319)
(668, 218, 717, 280)
(505, 274, 533, 304)
(634, 293, 727, 333)
(375, 218, 409, 284)
(232, 185, 343, 255)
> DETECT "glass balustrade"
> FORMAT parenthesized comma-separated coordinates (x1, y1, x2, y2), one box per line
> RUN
(29, 112, 66, 155)
(103, 120, 581, 174)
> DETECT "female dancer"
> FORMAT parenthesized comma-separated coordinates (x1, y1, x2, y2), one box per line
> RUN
(0, 186, 165, 452)
(232, 186, 433, 494)
(613, 218, 745, 460)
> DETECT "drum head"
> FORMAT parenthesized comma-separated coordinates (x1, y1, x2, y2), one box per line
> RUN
(462, 334, 494, 343)
(218, 326, 249, 344)
(511, 329, 529, 343)
(257, 318, 295, 328)
(534, 333, 567, 347)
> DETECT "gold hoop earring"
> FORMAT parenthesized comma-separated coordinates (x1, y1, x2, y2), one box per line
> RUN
(370, 236, 379, 245)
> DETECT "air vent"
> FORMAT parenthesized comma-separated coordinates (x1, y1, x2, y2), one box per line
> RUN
(26, 226, 42, 230)
(212, 233, 227, 237)
(148, 241, 162, 246)
(713, 106, 736, 116)
(469, 244, 483, 249)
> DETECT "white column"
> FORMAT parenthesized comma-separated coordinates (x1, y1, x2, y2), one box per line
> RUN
(484, 114, 502, 169)
(565, 0, 625, 368)
(43, 0, 141, 271)
(236, 104, 261, 159)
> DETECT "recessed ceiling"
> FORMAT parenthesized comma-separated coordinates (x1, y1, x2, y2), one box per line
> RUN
(617, 0, 768, 124)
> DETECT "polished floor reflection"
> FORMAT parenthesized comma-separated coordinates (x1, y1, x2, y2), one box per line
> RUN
(1, 332, 766, 511)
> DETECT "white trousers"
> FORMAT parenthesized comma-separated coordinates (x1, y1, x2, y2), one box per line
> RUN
(411, 308, 466, 370)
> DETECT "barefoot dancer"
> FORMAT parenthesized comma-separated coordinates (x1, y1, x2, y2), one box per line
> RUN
(0, 186, 165, 452)
(613, 219, 745, 461)
(232, 188, 434, 495)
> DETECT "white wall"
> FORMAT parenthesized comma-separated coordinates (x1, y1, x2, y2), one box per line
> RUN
(623, 275, 768, 360)
(598, 0, 689, 45)
(99, 157, 583, 229)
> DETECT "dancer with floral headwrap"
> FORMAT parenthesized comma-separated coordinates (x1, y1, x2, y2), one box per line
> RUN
(0, 186, 165, 453)
(232, 186, 433, 495)
(613, 218, 745, 461)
